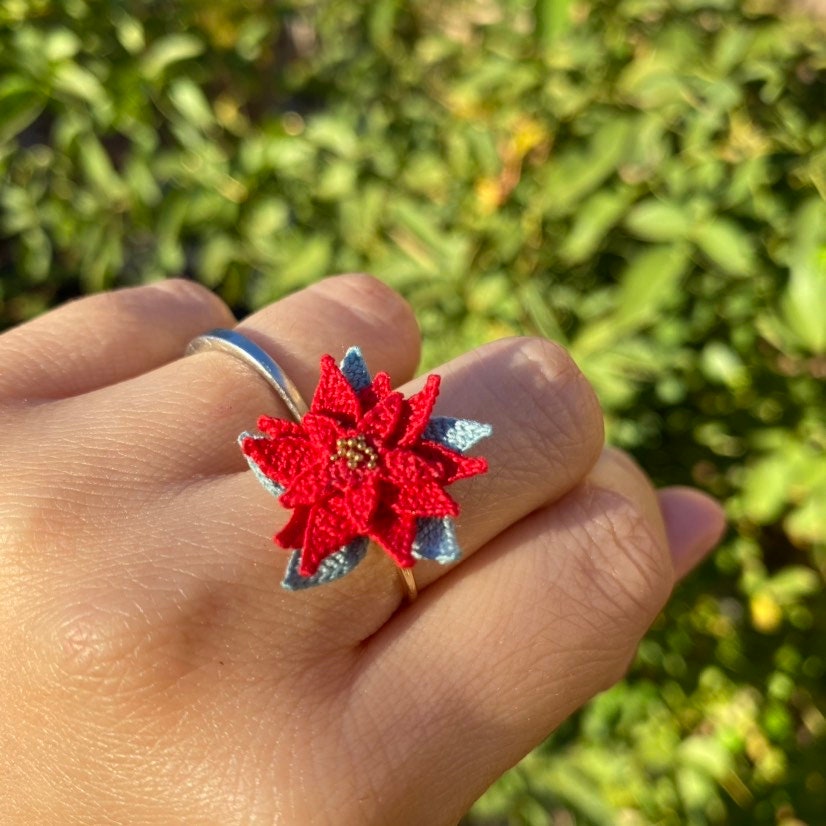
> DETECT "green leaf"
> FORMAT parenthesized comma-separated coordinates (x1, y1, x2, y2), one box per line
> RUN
(277, 235, 332, 290)
(740, 452, 793, 524)
(43, 29, 81, 62)
(368, 0, 401, 50)
(781, 254, 826, 354)
(51, 62, 108, 108)
(766, 566, 821, 604)
(679, 736, 733, 782)
(781, 198, 826, 353)
(786, 486, 826, 545)
(199, 234, 238, 286)
(693, 218, 755, 275)
(316, 159, 357, 201)
(243, 198, 289, 245)
(536, 0, 572, 49)
(541, 117, 636, 216)
(20, 227, 52, 281)
(304, 115, 359, 159)
(573, 245, 690, 355)
(701, 341, 748, 388)
(625, 199, 692, 242)
(114, 11, 145, 54)
(141, 34, 204, 81)
(560, 189, 634, 264)
(614, 244, 691, 328)
(77, 133, 125, 200)
(0, 77, 44, 143)
(168, 78, 215, 131)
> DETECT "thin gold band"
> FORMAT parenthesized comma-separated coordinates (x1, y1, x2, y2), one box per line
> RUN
(397, 566, 418, 601)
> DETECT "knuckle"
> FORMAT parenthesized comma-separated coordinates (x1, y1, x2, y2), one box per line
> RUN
(44, 600, 135, 685)
(77, 280, 232, 329)
(322, 273, 418, 339)
(546, 486, 673, 668)
(146, 278, 235, 323)
(323, 271, 400, 303)
(507, 337, 604, 473)
(581, 487, 673, 625)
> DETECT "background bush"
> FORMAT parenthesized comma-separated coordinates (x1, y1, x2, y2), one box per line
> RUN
(1, 0, 825, 822)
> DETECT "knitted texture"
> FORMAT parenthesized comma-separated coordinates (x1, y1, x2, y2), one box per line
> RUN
(240, 347, 491, 589)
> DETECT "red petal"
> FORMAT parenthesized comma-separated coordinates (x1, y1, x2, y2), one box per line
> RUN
(369, 508, 416, 567)
(360, 392, 403, 442)
(345, 472, 381, 532)
(241, 435, 318, 487)
(359, 372, 392, 410)
(279, 462, 332, 507)
(396, 374, 440, 447)
(302, 412, 343, 452)
(275, 506, 310, 549)
(416, 441, 489, 483)
(390, 479, 459, 518)
(256, 416, 305, 439)
(311, 354, 360, 423)
(300, 496, 357, 576)
(383, 447, 440, 486)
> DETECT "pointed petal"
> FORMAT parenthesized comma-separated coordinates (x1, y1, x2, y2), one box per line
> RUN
(369, 507, 416, 568)
(274, 505, 311, 549)
(256, 416, 305, 439)
(391, 479, 459, 517)
(359, 371, 392, 409)
(238, 433, 286, 498)
(397, 374, 440, 447)
(302, 412, 343, 452)
(383, 447, 440, 486)
(279, 462, 332, 507)
(345, 472, 381, 532)
(417, 440, 489, 483)
(422, 417, 492, 453)
(339, 347, 372, 392)
(240, 433, 318, 487)
(300, 496, 358, 576)
(413, 516, 462, 563)
(311, 354, 360, 423)
(360, 391, 403, 442)
(281, 538, 369, 590)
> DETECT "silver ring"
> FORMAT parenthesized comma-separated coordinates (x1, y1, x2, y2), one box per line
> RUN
(186, 329, 309, 422)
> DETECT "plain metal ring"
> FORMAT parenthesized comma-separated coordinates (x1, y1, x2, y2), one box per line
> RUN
(186, 329, 309, 422)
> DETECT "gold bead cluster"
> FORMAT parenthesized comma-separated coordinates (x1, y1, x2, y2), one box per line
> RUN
(330, 435, 378, 470)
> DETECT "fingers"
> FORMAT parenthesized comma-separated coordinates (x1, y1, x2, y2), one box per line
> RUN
(186, 336, 605, 643)
(0, 280, 235, 402)
(40, 333, 603, 666)
(2, 275, 423, 674)
(39, 274, 421, 482)
(345, 449, 723, 823)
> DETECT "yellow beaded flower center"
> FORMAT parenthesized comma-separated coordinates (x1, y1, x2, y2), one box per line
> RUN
(330, 435, 378, 470)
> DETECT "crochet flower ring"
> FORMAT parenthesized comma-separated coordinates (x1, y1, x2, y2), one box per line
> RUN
(239, 347, 491, 591)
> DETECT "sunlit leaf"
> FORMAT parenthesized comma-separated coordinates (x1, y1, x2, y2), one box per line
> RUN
(693, 218, 756, 275)
(141, 34, 204, 80)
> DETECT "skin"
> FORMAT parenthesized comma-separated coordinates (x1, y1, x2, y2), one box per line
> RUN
(0, 274, 725, 825)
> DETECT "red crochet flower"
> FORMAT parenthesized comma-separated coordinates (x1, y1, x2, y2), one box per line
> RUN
(241, 354, 488, 577)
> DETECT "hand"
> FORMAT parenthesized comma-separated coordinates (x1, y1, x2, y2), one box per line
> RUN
(0, 275, 725, 825)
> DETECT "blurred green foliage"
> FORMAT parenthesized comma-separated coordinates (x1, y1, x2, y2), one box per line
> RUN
(1, 0, 825, 822)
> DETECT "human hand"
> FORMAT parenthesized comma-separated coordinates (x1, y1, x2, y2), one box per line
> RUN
(0, 275, 725, 825)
